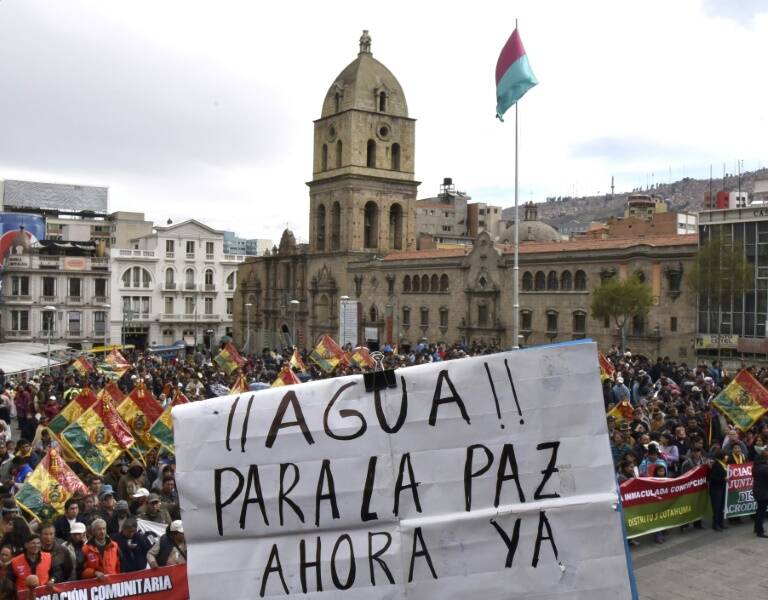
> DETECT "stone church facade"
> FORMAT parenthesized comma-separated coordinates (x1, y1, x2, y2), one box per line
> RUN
(235, 33, 698, 361)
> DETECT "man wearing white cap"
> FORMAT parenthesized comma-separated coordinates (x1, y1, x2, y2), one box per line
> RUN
(147, 520, 186, 568)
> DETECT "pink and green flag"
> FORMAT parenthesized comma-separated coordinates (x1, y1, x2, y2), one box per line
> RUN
(495, 27, 538, 121)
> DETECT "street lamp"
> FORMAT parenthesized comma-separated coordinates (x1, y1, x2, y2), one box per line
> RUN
(42, 306, 56, 374)
(206, 328, 214, 356)
(339, 295, 350, 348)
(289, 300, 300, 349)
(244, 302, 253, 355)
(102, 304, 110, 359)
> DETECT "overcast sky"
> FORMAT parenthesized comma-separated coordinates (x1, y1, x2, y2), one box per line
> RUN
(0, 0, 766, 244)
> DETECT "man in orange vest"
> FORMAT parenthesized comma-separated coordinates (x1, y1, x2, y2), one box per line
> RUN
(82, 518, 121, 579)
(9, 534, 56, 595)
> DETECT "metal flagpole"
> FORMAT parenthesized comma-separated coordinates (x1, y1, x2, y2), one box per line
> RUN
(512, 99, 520, 349)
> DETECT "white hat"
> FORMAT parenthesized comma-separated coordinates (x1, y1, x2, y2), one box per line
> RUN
(131, 487, 149, 498)
(49, 395, 56, 401)
(70, 522, 87, 535)
(616, 377, 624, 384)
(169, 520, 184, 533)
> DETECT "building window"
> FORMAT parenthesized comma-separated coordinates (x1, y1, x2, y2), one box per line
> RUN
(184, 297, 195, 315)
(402, 306, 410, 326)
(205, 269, 214, 288)
(226, 272, 235, 291)
(440, 274, 449, 292)
(388, 203, 403, 250)
(69, 278, 82, 299)
(403, 275, 411, 292)
(367, 139, 376, 168)
(420, 307, 429, 326)
(336, 140, 342, 168)
(162, 328, 174, 343)
(546, 311, 558, 333)
(226, 298, 233, 315)
(391, 143, 401, 170)
(42, 277, 56, 298)
(522, 272, 533, 291)
(186, 241, 195, 257)
(364, 201, 378, 248)
(430, 274, 439, 292)
(412, 274, 420, 292)
(420, 274, 429, 291)
(204, 297, 214, 315)
(122, 267, 150, 289)
(94, 311, 106, 335)
(379, 91, 386, 112)
(185, 268, 195, 290)
(573, 312, 586, 337)
(632, 315, 645, 336)
(521, 310, 532, 332)
(331, 202, 341, 250)
(440, 307, 449, 328)
(165, 268, 175, 287)
(670, 316, 678, 332)
(165, 239, 175, 257)
(574, 270, 587, 291)
(321, 144, 328, 171)
(94, 279, 107, 298)
(11, 310, 29, 332)
(206, 241, 214, 259)
(165, 297, 174, 314)
(68, 311, 81, 335)
(560, 270, 572, 291)
(11, 276, 29, 296)
(547, 271, 558, 291)
(123, 296, 150, 317)
(478, 304, 489, 326)
(534, 271, 546, 291)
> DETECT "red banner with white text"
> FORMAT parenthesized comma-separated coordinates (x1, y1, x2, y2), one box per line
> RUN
(33, 564, 189, 600)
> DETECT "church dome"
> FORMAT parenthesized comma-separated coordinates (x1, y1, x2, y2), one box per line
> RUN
(499, 221, 561, 244)
(320, 31, 408, 118)
(278, 228, 296, 254)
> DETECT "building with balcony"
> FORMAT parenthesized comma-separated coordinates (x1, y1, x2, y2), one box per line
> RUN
(0, 237, 110, 349)
(110, 219, 244, 349)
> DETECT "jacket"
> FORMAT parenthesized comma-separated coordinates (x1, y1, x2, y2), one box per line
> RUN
(10, 551, 52, 592)
(62, 540, 86, 581)
(753, 456, 768, 503)
(82, 538, 121, 578)
(113, 531, 152, 572)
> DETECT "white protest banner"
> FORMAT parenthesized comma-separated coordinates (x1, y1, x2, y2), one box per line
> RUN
(174, 340, 633, 599)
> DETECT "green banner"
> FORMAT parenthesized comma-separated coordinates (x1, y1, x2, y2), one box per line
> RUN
(620, 465, 711, 538)
(726, 463, 756, 518)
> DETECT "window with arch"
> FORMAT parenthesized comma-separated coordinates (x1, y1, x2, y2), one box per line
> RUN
(331, 202, 341, 250)
(439, 307, 449, 328)
(534, 271, 546, 291)
(430, 274, 439, 292)
(520, 310, 532, 332)
(369, 306, 378, 323)
(403, 275, 411, 292)
(440, 274, 449, 292)
(184, 268, 195, 290)
(122, 266, 151, 289)
(402, 306, 410, 326)
(378, 91, 386, 112)
(573, 311, 587, 337)
(389, 203, 403, 250)
(560, 270, 572, 291)
(420, 307, 429, 326)
(204, 269, 214, 290)
(421, 274, 429, 291)
(316, 204, 326, 250)
(391, 143, 401, 170)
(321, 144, 328, 171)
(522, 271, 533, 291)
(164, 268, 175, 287)
(366, 139, 376, 168)
(335, 140, 342, 168)
(574, 270, 587, 291)
(363, 201, 378, 248)
(547, 271, 558, 291)
(412, 274, 420, 292)
(226, 272, 235, 291)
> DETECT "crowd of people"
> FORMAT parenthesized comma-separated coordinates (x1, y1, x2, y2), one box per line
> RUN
(0, 339, 502, 598)
(604, 346, 768, 544)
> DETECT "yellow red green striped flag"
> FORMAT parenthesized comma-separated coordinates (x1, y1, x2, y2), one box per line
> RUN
(214, 342, 245, 374)
(229, 373, 249, 395)
(271, 364, 301, 387)
(118, 381, 164, 460)
(712, 369, 768, 432)
(49, 387, 98, 435)
(15, 448, 89, 521)
(309, 335, 346, 373)
(149, 389, 188, 454)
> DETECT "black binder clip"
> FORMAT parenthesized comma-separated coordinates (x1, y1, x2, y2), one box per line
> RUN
(363, 351, 397, 392)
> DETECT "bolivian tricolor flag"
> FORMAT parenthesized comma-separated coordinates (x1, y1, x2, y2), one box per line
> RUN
(712, 369, 768, 432)
(289, 349, 307, 372)
(607, 398, 634, 424)
(98, 349, 131, 380)
(309, 335, 346, 373)
(118, 382, 164, 460)
(60, 394, 135, 475)
(598, 351, 615, 381)
(15, 448, 89, 521)
(98, 381, 126, 407)
(70, 356, 94, 377)
(271, 364, 301, 387)
(149, 389, 188, 454)
(349, 346, 375, 369)
(49, 387, 98, 435)
(229, 373, 249, 395)
(214, 342, 246, 374)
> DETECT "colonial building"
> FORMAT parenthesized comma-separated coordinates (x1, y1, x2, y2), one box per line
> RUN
(234, 32, 698, 360)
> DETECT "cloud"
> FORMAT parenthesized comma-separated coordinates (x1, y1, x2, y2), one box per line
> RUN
(702, 0, 768, 25)
(569, 137, 706, 163)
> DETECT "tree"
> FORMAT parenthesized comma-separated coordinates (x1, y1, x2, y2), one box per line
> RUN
(590, 275, 654, 353)
(687, 234, 753, 359)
